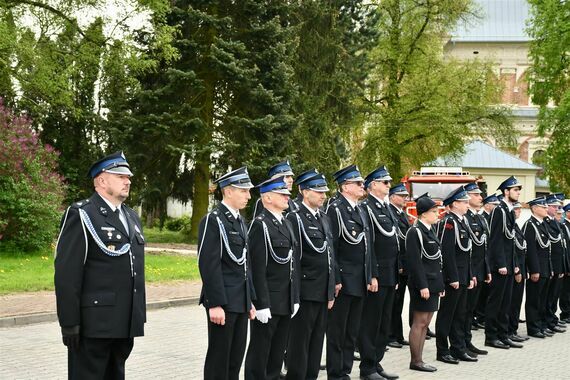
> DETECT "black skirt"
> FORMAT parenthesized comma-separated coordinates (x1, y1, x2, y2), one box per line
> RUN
(410, 287, 440, 312)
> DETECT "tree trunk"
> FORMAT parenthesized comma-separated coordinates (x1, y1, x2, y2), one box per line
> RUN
(189, 17, 216, 241)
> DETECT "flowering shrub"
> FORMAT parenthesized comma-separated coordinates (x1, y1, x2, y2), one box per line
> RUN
(0, 101, 66, 252)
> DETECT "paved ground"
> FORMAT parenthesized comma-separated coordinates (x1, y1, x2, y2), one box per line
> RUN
(2, 293, 570, 379)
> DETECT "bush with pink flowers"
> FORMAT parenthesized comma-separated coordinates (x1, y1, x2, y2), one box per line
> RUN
(0, 101, 66, 252)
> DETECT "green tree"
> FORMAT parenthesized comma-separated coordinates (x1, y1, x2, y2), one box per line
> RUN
(356, 0, 515, 180)
(527, 0, 570, 193)
(107, 0, 300, 235)
(290, 0, 379, 178)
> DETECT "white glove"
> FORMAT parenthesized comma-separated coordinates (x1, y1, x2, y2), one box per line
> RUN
(291, 303, 300, 318)
(256, 308, 272, 324)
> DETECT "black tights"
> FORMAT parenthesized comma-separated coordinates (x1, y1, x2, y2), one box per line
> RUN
(409, 311, 434, 365)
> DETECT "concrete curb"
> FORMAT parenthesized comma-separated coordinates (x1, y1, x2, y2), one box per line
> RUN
(0, 296, 200, 328)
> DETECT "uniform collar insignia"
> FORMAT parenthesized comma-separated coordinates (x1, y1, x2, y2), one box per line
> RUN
(99, 206, 108, 215)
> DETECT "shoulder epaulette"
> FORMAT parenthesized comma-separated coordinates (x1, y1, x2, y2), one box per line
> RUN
(72, 199, 90, 208)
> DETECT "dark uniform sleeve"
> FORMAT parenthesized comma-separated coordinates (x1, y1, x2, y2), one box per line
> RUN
(248, 219, 270, 310)
(441, 218, 459, 284)
(54, 207, 87, 329)
(284, 217, 301, 305)
(488, 207, 506, 270)
(524, 221, 539, 275)
(406, 227, 428, 291)
(326, 205, 342, 285)
(197, 213, 228, 309)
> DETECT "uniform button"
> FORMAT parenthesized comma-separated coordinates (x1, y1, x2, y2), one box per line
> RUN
(134, 289, 137, 293)
(134, 272, 137, 276)
(94, 300, 98, 304)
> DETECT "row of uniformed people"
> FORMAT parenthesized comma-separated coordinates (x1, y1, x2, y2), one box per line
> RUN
(197, 162, 570, 380)
(198, 162, 411, 380)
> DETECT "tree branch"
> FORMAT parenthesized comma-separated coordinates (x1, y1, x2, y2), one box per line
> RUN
(6, 0, 88, 39)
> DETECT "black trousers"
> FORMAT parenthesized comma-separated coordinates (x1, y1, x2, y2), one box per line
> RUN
(245, 314, 291, 380)
(559, 276, 570, 320)
(474, 282, 489, 323)
(389, 274, 408, 342)
(326, 293, 364, 380)
(464, 285, 482, 345)
(68, 337, 133, 380)
(485, 273, 513, 341)
(358, 286, 395, 376)
(508, 277, 525, 335)
(435, 284, 468, 356)
(286, 300, 328, 380)
(546, 275, 563, 328)
(525, 277, 549, 334)
(205, 310, 248, 380)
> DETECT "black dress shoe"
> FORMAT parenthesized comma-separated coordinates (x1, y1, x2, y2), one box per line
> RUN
(437, 354, 459, 364)
(551, 326, 566, 333)
(409, 362, 437, 372)
(542, 329, 554, 337)
(557, 320, 567, 326)
(360, 373, 385, 380)
(509, 334, 526, 342)
(485, 339, 510, 349)
(513, 333, 529, 341)
(529, 332, 546, 338)
(387, 341, 403, 348)
(501, 338, 523, 348)
(466, 349, 479, 358)
(378, 370, 399, 379)
(454, 352, 478, 362)
(427, 329, 436, 338)
(467, 344, 488, 355)
(397, 339, 410, 346)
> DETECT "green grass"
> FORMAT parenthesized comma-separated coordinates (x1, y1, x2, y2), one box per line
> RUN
(0, 247, 200, 295)
(144, 227, 192, 244)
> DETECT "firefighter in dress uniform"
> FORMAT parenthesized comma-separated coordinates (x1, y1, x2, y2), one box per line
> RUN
(55, 151, 146, 380)
(358, 166, 400, 380)
(507, 201, 530, 342)
(285, 173, 336, 380)
(558, 203, 570, 323)
(484, 176, 523, 350)
(406, 193, 444, 373)
(387, 183, 412, 348)
(325, 165, 376, 380)
(473, 194, 500, 329)
(462, 183, 491, 357)
(245, 176, 300, 379)
(524, 197, 553, 339)
(435, 186, 477, 364)
(543, 194, 568, 333)
(197, 167, 256, 380)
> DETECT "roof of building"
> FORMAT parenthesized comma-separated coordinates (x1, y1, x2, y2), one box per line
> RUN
(430, 140, 541, 170)
(450, 0, 531, 42)
(535, 176, 549, 189)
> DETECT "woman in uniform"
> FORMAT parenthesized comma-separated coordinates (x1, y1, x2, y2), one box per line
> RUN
(406, 193, 445, 372)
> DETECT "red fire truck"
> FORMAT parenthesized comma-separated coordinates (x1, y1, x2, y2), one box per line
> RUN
(402, 167, 478, 224)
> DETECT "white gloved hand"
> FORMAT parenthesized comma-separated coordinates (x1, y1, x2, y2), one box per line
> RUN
(291, 303, 300, 318)
(255, 308, 272, 324)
